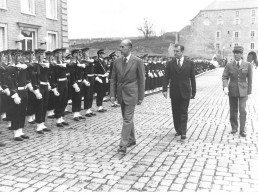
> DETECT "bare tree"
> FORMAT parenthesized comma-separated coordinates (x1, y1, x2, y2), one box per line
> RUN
(137, 18, 155, 39)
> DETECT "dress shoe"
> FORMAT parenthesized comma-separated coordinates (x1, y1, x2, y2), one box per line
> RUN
(97, 109, 105, 113)
(14, 137, 23, 141)
(230, 129, 238, 134)
(43, 128, 51, 132)
(36, 130, 44, 134)
(8, 127, 12, 130)
(73, 117, 79, 121)
(181, 135, 187, 140)
(48, 115, 55, 119)
(117, 146, 126, 154)
(20, 135, 29, 139)
(90, 113, 96, 116)
(62, 122, 69, 126)
(56, 123, 64, 127)
(2, 118, 7, 121)
(85, 113, 92, 117)
(0, 142, 6, 147)
(175, 132, 181, 136)
(28, 121, 36, 124)
(79, 116, 85, 119)
(127, 142, 136, 147)
(240, 131, 247, 137)
(111, 104, 116, 107)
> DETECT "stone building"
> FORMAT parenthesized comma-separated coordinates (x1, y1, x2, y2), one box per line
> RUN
(0, 0, 68, 52)
(175, 0, 258, 62)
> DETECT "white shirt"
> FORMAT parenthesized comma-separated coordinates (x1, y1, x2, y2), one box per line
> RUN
(177, 56, 184, 66)
(235, 59, 242, 65)
(124, 53, 131, 63)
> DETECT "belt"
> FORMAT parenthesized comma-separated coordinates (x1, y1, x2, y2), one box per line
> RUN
(40, 81, 49, 85)
(18, 86, 27, 90)
(66, 73, 70, 76)
(96, 74, 105, 77)
(58, 78, 67, 81)
(87, 74, 94, 77)
(77, 79, 82, 82)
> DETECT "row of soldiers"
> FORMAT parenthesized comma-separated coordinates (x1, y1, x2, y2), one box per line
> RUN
(0, 48, 216, 147)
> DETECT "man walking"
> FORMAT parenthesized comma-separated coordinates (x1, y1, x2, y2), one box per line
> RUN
(222, 46, 253, 137)
(110, 39, 145, 154)
(163, 44, 196, 140)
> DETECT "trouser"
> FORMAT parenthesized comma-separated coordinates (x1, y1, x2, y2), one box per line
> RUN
(83, 78, 94, 109)
(95, 80, 105, 107)
(0, 92, 2, 115)
(120, 101, 136, 147)
(35, 84, 49, 123)
(54, 80, 68, 119)
(71, 81, 82, 112)
(47, 90, 57, 111)
(10, 89, 28, 130)
(5, 95, 12, 121)
(27, 90, 36, 116)
(229, 96, 248, 131)
(171, 98, 190, 136)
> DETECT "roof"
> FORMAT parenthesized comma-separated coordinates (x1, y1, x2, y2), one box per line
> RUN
(203, 0, 258, 11)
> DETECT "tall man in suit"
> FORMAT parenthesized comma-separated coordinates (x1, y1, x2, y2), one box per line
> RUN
(110, 39, 145, 154)
(222, 46, 253, 137)
(163, 44, 196, 140)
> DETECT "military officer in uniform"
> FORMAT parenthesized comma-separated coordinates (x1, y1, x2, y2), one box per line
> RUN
(222, 46, 253, 137)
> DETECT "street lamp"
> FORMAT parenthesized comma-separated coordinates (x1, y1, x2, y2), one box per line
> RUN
(40, 37, 48, 45)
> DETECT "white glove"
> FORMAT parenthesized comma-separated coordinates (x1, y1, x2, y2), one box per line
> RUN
(34, 89, 42, 99)
(47, 83, 51, 91)
(77, 63, 86, 68)
(0, 86, 3, 93)
(16, 64, 28, 69)
(154, 73, 157, 78)
(11, 93, 21, 104)
(83, 79, 90, 86)
(40, 63, 50, 68)
(103, 72, 109, 77)
(95, 77, 102, 83)
(73, 83, 80, 92)
(148, 72, 152, 77)
(4, 88, 10, 96)
(224, 87, 229, 95)
(57, 63, 66, 67)
(26, 83, 34, 91)
(52, 88, 60, 96)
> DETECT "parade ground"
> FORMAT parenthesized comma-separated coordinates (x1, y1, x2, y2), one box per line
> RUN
(0, 67, 258, 192)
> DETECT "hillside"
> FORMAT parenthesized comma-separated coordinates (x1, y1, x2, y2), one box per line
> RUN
(70, 33, 176, 56)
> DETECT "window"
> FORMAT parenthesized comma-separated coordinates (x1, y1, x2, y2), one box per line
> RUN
(252, 10, 255, 16)
(251, 31, 255, 38)
(0, 24, 7, 51)
(0, 0, 6, 9)
(21, 0, 35, 15)
(235, 32, 239, 38)
(251, 43, 254, 49)
(47, 31, 58, 51)
(218, 11, 223, 17)
(204, 13, 209, 18)
(216, 31, 220, 38)
(235, 43, 238, 46)
(251, 17, 255, 24)
(236, 11, 239, 17)
(20, 30, 36, 50)
(46, 0, 57, 19)
(216, 43, 220, 49)
(235, 18, 240, 25)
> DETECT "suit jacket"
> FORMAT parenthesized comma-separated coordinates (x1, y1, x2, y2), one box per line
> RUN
(110, 55, 145, 105)
(163, 58, 196, 99)
(222, 60, 253, 97)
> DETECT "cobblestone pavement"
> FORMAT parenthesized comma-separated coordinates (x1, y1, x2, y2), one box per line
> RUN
(0, 68, 258, 192)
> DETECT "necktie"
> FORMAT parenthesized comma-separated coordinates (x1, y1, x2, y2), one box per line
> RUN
(122, 57, 127, 74)
(178, 59, 181, 68)
(237, 62, 239, 68)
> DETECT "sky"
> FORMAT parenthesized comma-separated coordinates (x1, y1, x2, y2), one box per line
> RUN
(67, 0, 219, 39)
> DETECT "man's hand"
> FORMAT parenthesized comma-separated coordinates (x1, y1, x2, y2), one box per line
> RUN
(191, 95, 195, 99)
(52, 88, 60, 96)
(224, 87, 229, 95)
(4, 88, 10, 96)
(163, 92, 167, 98)
(137, 100, 142, 105)
(110, 97, 115, 104)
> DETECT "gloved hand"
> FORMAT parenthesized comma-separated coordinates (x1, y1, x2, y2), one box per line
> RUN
(224, 87, 229, 95)
(83, 79, 90, 86)
(103, 72, 109, 77)
(95, 76, 102, 83)
(52, 88, 60, 96)
(73, 83, 80, 92)
(0, 86, 3, 93)
(12, 93, 21, 104)
(47, 83, 51, 91)
(40, 63, 50, 68)
(26, 83, 34, 91)
(34, 89, 42, 99)
(16, 63, 28, 69)
(4, 88, 10, 96)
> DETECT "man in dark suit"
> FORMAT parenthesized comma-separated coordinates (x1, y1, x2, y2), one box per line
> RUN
(163, 44, 196, 140)
(110, 39, 145, 154)
(222, 46, 253, 137)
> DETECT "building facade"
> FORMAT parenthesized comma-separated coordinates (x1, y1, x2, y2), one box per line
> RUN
(176, 0, 258, 62)
(0, 0, 68, 52)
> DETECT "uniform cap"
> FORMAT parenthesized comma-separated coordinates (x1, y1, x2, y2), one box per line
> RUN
(34, 49, 45, 55)
(81, 47, 90, 52)
(97, 49, 105, 55)
(232, 46, 244, 53)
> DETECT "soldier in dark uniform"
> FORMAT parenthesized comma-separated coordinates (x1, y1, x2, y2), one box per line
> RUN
(53, 48, 69, 127)
(69, 49, 86, 121)
(109, 51, 119, 107)
(94, 49, 108, 112)
(80, 47, 96, 117)
(5, 49, 31, 141)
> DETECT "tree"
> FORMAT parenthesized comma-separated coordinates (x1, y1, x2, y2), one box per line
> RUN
(137, 18, 155, 39)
